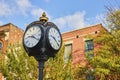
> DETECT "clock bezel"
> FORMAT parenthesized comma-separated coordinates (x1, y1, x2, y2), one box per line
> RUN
(46, 24, 62, 51)
(23, 23, 44, 49)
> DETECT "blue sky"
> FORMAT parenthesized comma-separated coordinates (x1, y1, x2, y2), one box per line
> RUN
(0, 0, 119, 33)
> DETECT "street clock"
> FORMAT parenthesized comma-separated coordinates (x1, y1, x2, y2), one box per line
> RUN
(45, 22, 62, 57)
(23, 12, 62, 61)
(47, 27, 62, 50)
(23, 12, 62, 80)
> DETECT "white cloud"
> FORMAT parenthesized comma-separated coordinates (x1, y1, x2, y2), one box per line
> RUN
(53, 11, 86, 30)
(15, 0, 32, 15)
(0, 1, 12, 16)
(0, 0, 33, 17)
(0, 0, 49, 19)
(0, 0, 99, 32)
(31, 8, 46, 19)
(31, 8, 51, 20)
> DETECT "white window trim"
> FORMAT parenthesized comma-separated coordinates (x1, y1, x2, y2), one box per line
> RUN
(64, 40, 73, 45)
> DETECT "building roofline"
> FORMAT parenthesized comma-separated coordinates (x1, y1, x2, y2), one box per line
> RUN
(0, 23, 24, 31)
(62, 23, 104, 34)
(10, 23, 24, 31)
(0, 23, 11, 27)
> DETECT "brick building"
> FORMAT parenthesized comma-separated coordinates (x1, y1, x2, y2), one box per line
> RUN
(0, 23, 105, 79)
(62, 23, 105, 66)
(0, 23, 24, 53)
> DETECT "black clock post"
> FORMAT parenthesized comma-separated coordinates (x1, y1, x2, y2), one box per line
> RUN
(22, 12, 62, 80)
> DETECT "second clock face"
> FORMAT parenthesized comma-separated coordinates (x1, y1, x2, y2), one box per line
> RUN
(23, 26, 42, 48)
(48, 27, 62, 50)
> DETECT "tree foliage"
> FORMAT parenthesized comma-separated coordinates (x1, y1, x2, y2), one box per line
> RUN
(90, 30, 120, 80)
(0, 44, 73, 80)
(76, 8, 120, 80)
(0, 44, 38, 80)
(44, 47, 73, 80)
(106, 7, 120, 31)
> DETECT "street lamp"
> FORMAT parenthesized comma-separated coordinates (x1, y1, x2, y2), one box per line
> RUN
(22, 12, 62, 80)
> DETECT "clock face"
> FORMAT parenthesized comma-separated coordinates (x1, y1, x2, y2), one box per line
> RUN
(23, 26, 42, 48)
(48, 27, 62, 50)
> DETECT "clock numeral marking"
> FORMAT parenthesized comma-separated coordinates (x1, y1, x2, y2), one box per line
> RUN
(37, 29, 41, 32)
(37, 33, 41, 36)
(53, 29, 55, 33)
(29, 29, 32, 32)
(31, 43, 33, 47)
(33, 27, 35, 30)
(58, 40, 60, 43)
(27, 42, 30, 47)
(25, 40, 29, 44)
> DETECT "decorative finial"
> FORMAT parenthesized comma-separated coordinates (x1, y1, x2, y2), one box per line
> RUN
(39, 12, 48, 22)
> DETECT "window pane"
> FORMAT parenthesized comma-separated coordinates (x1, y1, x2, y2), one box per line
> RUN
(0, 43, 2, 49)
(64, 44, 72, 63)
(86, 74, 95, 80)
(85, 40, 94, 52)
(85, 40, 94, 57)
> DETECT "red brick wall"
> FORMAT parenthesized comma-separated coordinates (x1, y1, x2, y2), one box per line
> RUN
(0, 73, 2, 80)
(0, 23, 24, 53)
(0, 24, 10, 53)
(62, 24, 104, 66)
(8, 23, 24, 44)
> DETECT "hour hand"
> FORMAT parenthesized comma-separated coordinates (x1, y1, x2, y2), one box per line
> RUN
(31, 35, 39, 41)
(26, 35, 39, 41)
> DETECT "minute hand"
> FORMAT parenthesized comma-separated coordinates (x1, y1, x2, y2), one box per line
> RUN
(51, 35, 59, 46)
(31, 35, 39, 41)
(26, 35, 39, 41)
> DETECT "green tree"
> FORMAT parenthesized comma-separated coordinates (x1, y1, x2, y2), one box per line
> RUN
(90, 30, 120, 80)
(0, 44, 73, 80)
(106, 7, 120, 32)
(44, 46, 73, 80)
(76, 8, 120, 80)
(0, 44, 38, 80)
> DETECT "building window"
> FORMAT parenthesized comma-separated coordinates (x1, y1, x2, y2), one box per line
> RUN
(64, 44, 72, 63)
(85, 39, 94, 51)
(5, 32, 9, 40)
(86, 74, 95, 80)
(0, 42, 2, 49)
(85, 39, 94, 57)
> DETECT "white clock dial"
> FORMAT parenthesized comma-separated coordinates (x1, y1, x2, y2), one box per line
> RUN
(24, 26, 41, 48)
(48, 27, 62, 50)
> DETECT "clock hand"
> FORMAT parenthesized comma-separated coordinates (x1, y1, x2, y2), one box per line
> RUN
(31, 35, 39, 41)
(51, 35, 59, 46)
(26, 35, 39, 41)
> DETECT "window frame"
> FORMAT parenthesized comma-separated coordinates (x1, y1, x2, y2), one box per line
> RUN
(84, 39, 94, 57)
(0, 42, 3, 49)
(64, 43, 72, 63)
(85, 39, 94, 52)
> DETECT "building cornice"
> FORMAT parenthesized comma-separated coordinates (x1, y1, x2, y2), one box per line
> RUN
(0, 23, 24, 32)
(62, 23, 103, 34)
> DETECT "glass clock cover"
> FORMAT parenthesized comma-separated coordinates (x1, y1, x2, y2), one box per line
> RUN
(23, 26, 42, 48)
(48, 27, 62, 50)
